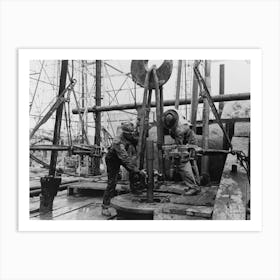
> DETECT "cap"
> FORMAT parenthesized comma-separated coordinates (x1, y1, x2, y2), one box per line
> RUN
(121, 122, 135, 133)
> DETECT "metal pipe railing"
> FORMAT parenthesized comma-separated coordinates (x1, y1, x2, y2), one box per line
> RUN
(72, 93, 250, 114)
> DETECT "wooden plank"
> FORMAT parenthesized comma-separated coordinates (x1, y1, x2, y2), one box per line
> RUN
(155, 204, 212, 219)
(213, 136, 249, 220)
(53, 203, 113, 220)
(67, 181, 130, 192)
(29, 176, 79, 189)
(30, 190, 67, 213)
(30, 194, 99, 219)
(157, 183, 186, 195)
(169, 186, 218, 207)
(154, 210, 207, 220)
(185, 206, 213, 218)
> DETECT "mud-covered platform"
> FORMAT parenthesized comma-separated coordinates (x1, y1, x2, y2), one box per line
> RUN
(111, 184, 218, 220)
(30, 135, 249, 220)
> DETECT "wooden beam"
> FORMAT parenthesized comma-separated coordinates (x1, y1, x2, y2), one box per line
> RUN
(175, 60, 183, 110)
(153, 68, 164, 175)
(196, 117, 250, 125)
(93, 60, 102, 175)
(49, 60, 68, 176)
(201, 60, 210, 175)
(219, 64, 225, 116)
(184, 61, 188, 119)
(191, 62, 199, 132)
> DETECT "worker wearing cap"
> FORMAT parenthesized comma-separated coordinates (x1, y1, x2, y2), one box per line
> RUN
(102, 122, 145, 216)
(164, 110, 201, 195)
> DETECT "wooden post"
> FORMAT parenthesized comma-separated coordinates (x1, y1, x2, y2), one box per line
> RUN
(80, 60, 85, 165)
(153, 69, 163, 175)
(93, 60, 102, 175)
(184, 60, 188, 119)
(49, 60, 68, 176)
(175, 60, 183, 110)
(219, 64, 225, 117)
(81, 60, 85, 144)
(191, 63, 199, 133)
(40, 60, 68, 214)
(201, 60, 210, 175)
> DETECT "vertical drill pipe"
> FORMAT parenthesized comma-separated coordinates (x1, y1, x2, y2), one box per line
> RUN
(93, 60, 102, 175)
(184, 60, 188, 119)
(159, 86, 165, 178)
(146, 140, 154, 202)
(191, 61, 199, 133)
(175, 60, 183, 110)
(219, 64, 225, 117)
(139, 89, 153, 169)
(137, 70, 152, 169)
(49, 60, 68, 176)
(81, 60, 85, 144)
(153, 68, 163, 175)
(201, 60, 210, 175)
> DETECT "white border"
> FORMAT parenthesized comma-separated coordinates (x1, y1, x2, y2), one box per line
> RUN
(19, 49, 262, 231)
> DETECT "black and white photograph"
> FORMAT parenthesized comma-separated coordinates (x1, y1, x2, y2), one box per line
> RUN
(1, 1, 280, 280)
(28, 58, 251, 221)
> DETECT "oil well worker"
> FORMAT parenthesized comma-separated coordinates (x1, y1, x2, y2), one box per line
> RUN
(163, 109, 201, 196)
(102, 122, 145, 216)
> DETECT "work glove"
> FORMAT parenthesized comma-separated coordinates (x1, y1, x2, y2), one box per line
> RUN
(139, 169, 147, 178)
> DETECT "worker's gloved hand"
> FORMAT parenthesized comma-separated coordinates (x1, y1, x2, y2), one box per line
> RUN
(194, 146, 203, 153)
(187, 144, 203, 156)
(139, 169, 147, 178)
(130, 170, 146, 194)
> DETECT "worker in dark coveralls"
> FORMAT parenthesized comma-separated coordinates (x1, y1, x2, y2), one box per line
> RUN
(102, 122, 145, 216)
(164, 111, 201, 195)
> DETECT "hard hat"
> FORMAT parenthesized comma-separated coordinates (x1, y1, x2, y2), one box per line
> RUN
(163, 109, 179, 129)
(121, 122, 135, 133)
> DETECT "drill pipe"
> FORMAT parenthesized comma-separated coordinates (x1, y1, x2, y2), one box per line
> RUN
(146, 140, 154, 203)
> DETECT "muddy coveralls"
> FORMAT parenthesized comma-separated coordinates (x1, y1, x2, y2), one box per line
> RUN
(170, 125, 201, 194)
(102, 135, 140, 208)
